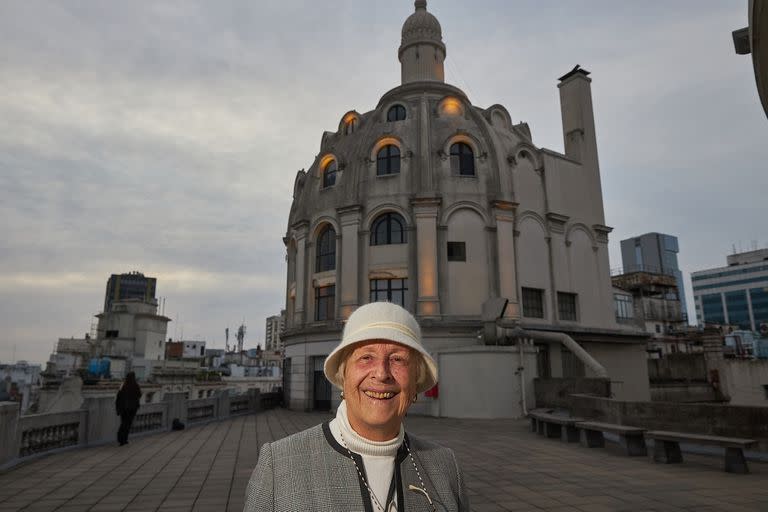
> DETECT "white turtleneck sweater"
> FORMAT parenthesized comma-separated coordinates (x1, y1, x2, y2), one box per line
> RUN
(330, 401, 403, 511)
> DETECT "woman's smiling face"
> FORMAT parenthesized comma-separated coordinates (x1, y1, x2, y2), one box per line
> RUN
(343, 340, 417, 441)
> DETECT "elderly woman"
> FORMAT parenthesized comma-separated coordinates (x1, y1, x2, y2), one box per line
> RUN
(245, 302, 468, 511)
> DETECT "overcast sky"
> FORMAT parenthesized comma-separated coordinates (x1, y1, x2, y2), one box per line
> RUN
(1, 1, 765, 365)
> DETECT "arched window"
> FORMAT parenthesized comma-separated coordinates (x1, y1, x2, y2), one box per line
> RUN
(316, 226, 336, 272)
(323, 160, 337, 188)
(450, 142, 475, 176)
(371, 212, 406, 245)
(387, 105, 406, 122)
(376, 145, 401, 176)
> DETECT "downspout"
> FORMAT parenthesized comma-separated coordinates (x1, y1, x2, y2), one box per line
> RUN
(505, 326, 608, 378)
(518, 338, 527, 415)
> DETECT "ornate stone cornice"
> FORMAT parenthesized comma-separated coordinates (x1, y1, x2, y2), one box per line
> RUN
(592, 224, 613, 244)
(546, 212, 570, 234)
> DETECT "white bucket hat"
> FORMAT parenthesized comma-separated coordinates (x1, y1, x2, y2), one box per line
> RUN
(323, 302, 438, 394)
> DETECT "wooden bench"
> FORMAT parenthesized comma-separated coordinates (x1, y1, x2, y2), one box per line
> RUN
(575, 421, 647, 456)
(529, 411, 584, 443)
(645, 430, 756, 474)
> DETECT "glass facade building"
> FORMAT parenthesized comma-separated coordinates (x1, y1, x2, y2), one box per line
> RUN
(692, 249, 768, 332)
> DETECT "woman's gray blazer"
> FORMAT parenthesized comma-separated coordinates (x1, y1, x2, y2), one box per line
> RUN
(244, 422, 469, 511)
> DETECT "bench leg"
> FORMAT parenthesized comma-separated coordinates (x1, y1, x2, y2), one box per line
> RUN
(724, 447, 749, 474)
(619, 434, 647, 456)
(537, 420, 545, 436)
(580, 429, 604, 448)
(545, 422, 561, 439)
(653, 440, 683, 464)
(530, 418, 537, 433)
(562, 425, 579, 443)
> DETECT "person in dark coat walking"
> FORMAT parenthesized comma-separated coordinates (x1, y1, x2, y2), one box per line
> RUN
(115, 371, 141, 446)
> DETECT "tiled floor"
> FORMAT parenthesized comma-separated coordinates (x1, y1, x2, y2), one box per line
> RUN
(0, 409, 766, 511)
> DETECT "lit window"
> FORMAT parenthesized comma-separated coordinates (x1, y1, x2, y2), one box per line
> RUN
(323, 160, 337, 188)
(371, 213, 406, 245)
(315, 285, 335, 321)
(447, 242, 466, 262)
(370, 279, 408, 308)
(450, 142, 475, 176)
(522, 287, 544, 318)
(344, 117, 358, 135)
(376, 145, 401, 176)
(557, 292, 578, 321)
(387, 105, 406, 122)
(316, 226, 336, 272)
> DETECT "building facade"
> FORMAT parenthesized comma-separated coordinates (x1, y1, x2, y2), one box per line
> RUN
(103, 271, 157, 313)
(619, 232, 687, 319)
(264, 311, 286, 352)
(733, 1, 768, 119)
(692, 248, 768, 332)
(281, 1, 649, 416)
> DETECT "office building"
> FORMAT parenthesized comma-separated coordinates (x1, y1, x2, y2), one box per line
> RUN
(692, 248, 768, 332)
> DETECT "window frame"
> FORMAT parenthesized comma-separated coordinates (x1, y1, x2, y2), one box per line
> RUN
(376, 144, 401, 176)
(315, 226, 336, 272)
(371, 212, 407, 246)
(322, 160, 338, 188)
(450, 142, 475, 176)
(314, 285, 335, 321)
(369, 278, 408, 309)
(447, 241, 466, 262)
(521, 287, 545, 319)
(386, 104, 407, 122)
(557, 292, 578, 322)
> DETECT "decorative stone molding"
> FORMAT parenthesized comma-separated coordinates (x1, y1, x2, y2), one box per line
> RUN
(592, 224, 614, 244)
(546, 212, 570, 234)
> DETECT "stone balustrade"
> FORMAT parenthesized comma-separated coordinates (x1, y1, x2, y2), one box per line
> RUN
(0, 389, 281, 470)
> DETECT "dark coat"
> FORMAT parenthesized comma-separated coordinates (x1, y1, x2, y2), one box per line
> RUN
(115, 382, 141, 415)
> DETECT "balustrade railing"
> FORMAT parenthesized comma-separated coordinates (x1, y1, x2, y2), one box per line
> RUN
(230, 396, 250, 415)
(16, 410, 85, 458)
(2, 389, 282, 469)
(187, 397, 217, 422)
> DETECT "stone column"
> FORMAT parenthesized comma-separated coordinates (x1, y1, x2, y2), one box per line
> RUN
(492, 201, 519, 317)
(292, 222, 309, 326)
(337, 205, 362, 320)
(412, 197, 441, 317)
(0, 402, 19, 467)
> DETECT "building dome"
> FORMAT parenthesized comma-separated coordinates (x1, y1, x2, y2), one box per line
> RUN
(400, 0, 443, 47)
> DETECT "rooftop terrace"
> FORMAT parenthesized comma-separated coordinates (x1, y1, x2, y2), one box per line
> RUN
(0, 409, 766, 512)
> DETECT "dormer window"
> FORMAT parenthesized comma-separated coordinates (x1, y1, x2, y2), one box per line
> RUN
(344, 117, 358, 135)
(376, 145, 401, 176)
(322, 160, 338, 188)
(387, 105, 406, 122)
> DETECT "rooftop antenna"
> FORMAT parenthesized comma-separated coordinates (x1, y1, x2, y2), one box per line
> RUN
(237, 323, 246, 353)
(732, 244, 736, 254)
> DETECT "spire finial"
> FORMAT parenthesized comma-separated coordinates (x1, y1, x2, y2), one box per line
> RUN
(415, 0, 427, 11)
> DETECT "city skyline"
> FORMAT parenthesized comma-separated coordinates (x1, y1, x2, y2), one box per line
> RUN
(2, 1, 767, 364)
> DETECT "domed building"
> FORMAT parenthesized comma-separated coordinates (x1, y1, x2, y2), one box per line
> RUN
(282, 1, 650, 416)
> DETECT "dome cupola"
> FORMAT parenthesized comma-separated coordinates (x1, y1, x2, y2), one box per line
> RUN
(398, 0, 446, 84)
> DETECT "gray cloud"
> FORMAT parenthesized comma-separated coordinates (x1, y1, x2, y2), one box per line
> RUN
(1, 1, 765, 363)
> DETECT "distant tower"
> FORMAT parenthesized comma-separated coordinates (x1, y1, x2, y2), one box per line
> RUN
(236, 324, 246, 353)
(103, 271, 157, 312)
(620, 232, 688, 320)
